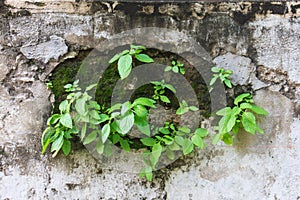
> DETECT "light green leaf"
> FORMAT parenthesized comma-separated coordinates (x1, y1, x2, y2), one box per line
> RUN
(168, 142, 180, 151)
(96, 140, 104, 154)
(101, 123, 111, 143)
(89, 110, 100, 120)
(172, 66, 179, 73)
(209, 76, 218, 86)
(75, 97, 87, 115)
(121, 101, 131, 115)
(117, 111, 134, 134)
(165, 84, 176, 94)
(194, 128, 208, 137)
(166, 148, 175, 160)
(108, 103, 122, 113)
(165, 66, 172, 72)
(234, 93, 251, 105)
(216, 107, 232, 116)
(83, 131, 97, 145)
(51, 133, 64, 157)
(133, 97, 156, 108)
(212, 133, 222, 145)
(47, 114, 61, 125)
(218, 114, 236, 134)
(59, 100, 69, 113)
(80, 123, 87, 140)
(104, 142, 113, 157)
(85, 83, 97, 92)
(141, 138, 156, 146)
(175, 136, 184, 146)
(135, 54, 154, 63)
(189, 106, 199, 111)
(160, 95, 170, 103)
(108, 49, 129, 64)
(60, 113, 73, 128)
(182, 139, 194, 155)
(222, 133, 233, 145)
(178, 126, 191, 134)
(240, 103, 269, 115)
(211, 66, 220, 73)
(150, 143, 162, 166)
(62, 140, 71, 156)
(134, 105, 148, 118)
(191, 134, 204, 149)
(118, 54, 132, 79)
(241, 112, 257, 134)
(224, 79, 232, 88)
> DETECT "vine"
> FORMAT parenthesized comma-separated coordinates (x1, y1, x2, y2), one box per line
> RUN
(42, 45, 268, 181)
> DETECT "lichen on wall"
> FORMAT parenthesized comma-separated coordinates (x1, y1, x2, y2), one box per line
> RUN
(0, 1, 299, 199)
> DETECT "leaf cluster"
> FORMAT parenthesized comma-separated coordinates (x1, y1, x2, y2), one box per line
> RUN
(165, 60, 185, 75)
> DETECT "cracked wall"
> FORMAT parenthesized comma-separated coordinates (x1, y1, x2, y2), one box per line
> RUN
(0, 1, 300, 200)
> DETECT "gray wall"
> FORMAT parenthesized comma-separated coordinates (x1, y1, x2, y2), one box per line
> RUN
(0, 1, 299, 199)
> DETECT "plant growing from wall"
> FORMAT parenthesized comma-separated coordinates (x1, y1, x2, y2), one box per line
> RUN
(42, 45, 268, 181)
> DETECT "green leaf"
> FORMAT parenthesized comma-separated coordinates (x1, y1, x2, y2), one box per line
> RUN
(62, 140, 71, 156)
(172, 66, 179, 73)
(117, 111, 134, 134)
(135, 54, 154, 63)
(121, 101, 131, 115)
(108, 49, 129, 64)
(112, 134, 121, 144)
(120, 139, 130, 151)
(75, 97, 87, 116)
(180, 67, 185, 75)
(168, 142, 180, 151)
(150, 143, 162, 166)
(130, 44, 146, 50)
(118, 54, 132, 79)
(165, 84, 176, 94)
(218, 114, 236, 134)
(165, 66, 172, 72)
(209, 76, 218, 86)
(99, 114, 110, 123)
(176, 107, 189, 115)
(83, 131, 97, 145)
(216, 107, 232, 116)
(241, 112, 257, 134)
(60, 113, 73, 128)
(160, 95, 170, 103)
(211, 66, 220, 73)
(108, 103, 122, 113)
(89, 110, 100, 120)
(96, 140, 104, 154)
(134, 105, 148, 118)
(80, 123, 87, 140)
(234, 93, 251, 105)
(194, 128, 208, 137)
(139, 166, 153, 181)
(85, 83, 97, 92)
(224, 79, 232, 88)
(51, 133, 64, 157)
(240, 103, 269, 115)
(222, 133, 233, 145)
(133, 97, 156, 108)
(212, 133, 221, 145)
(178, 126, 191, 134)
(174, 136, 184, 146)
(141, 138, 156, 146)
(166, 148, 175, 160)
(101, 123, 111, 143)
(189, 106, 199, 111)
(104, 142, 113, 157)
(47, 114, 61, 125)
(182, 139, 194, 155)
(191, 134, 204, 149)
(59, 100, 69, 113)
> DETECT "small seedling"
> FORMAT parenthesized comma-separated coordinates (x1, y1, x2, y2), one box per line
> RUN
(165, 60, 185, 75)
(210, 66, 233, 89)
(151, 80, 176, 104)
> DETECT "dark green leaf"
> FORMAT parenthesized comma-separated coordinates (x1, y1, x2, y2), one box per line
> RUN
(222, 133, 233, 145)
(60, 113, 73, 129)
(112, 134, 121, 144)
(51, 133, 64, 157)
(118, 54, 132, 79)
(120, 139, 130, 151)
(62, 140, 71, 156)
(135, 54, 154, 63)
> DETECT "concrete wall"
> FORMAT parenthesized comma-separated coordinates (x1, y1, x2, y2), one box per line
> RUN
(0, 1, 299, 199)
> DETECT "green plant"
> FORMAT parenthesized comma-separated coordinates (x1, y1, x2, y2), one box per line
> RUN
(165, 60, 185, 75)
(109, 44, 154, 79)
(42, 44, 269, 182)
(210, 66, 233, 89)
(151, 80, 176, 104)
(213, 93, 268, 145)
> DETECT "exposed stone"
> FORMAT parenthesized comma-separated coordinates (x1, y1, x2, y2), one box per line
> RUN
(20, 35, 68, 63)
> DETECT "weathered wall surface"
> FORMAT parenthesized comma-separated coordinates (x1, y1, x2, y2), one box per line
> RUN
(0, 1, 299, 199)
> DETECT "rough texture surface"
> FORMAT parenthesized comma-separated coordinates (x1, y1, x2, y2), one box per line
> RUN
(0, 1, 299, 200)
